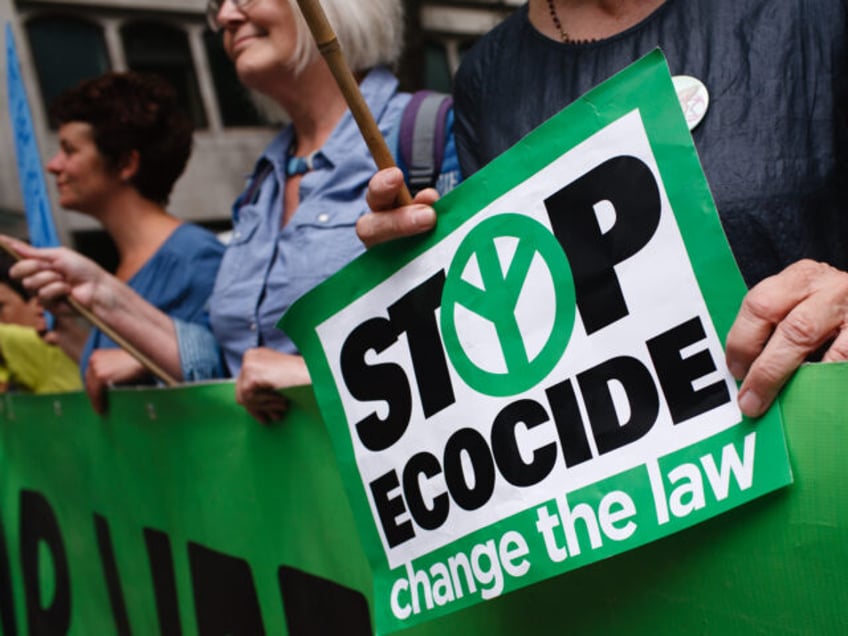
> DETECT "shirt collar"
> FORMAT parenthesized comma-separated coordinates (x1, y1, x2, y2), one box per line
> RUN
(248, 66, 399, 192)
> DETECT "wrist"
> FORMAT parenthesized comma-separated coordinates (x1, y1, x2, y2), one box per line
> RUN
(89, 273, 122, 316)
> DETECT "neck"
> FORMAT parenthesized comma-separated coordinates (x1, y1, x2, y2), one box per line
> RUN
(530, 0, 667, 43)
(96, 191, 180, 281)
(261, 58, 352, 156)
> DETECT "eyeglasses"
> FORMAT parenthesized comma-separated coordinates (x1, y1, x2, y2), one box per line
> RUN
(206, 0, 258, 32)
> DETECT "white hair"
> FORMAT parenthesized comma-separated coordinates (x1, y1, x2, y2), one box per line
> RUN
(286, 0, 405, 75)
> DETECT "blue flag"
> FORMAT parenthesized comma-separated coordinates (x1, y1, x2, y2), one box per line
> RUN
(5, 23, 60, 248)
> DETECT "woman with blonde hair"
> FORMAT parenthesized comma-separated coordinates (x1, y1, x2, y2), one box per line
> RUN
(13, 0, 453, 420)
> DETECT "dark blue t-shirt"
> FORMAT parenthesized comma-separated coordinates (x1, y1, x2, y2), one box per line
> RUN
(80, 223, 225, 376)
(454, 0, 848, 286)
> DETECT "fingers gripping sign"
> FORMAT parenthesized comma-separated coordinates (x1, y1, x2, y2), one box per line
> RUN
(84, 350, 149, 414)
(358, 168, 438, 248)
(235, 348, 310, 424)
(726, 259, 848, 417)
(5, 239, 102, 309)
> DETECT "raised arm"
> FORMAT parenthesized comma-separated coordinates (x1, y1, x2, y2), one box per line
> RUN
(5, 238, 184, 382)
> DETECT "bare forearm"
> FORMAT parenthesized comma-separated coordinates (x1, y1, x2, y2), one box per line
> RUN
(88, 275, 184, 380)
(6, 239, 188, 381)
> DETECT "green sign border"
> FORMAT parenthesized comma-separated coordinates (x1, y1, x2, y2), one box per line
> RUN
(281, 50, 763, 631)
(282, 48, 747, 569)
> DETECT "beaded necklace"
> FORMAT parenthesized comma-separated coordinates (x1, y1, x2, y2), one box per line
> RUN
(546, 0, 570, 42)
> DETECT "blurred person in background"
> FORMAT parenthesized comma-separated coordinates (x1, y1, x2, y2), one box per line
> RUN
(0, 251, 81, 394)
(42, 71, 225, 407)
(12, 0, 456, 421)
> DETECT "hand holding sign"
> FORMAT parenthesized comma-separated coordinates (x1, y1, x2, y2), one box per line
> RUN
(359, 167, 439, 248)
(84, 349, 149, 414)
(235, 348, 310, 425)
(283, 52, 793, 633)
(726, 259, 848, 417)
(5, 238, 182, 388)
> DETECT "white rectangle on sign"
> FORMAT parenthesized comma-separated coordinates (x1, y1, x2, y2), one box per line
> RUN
(316, 110, 740, 569)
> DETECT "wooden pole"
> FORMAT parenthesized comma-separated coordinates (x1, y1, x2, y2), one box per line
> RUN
(0, 242, 179, 387)
(295, 0, 414, 206)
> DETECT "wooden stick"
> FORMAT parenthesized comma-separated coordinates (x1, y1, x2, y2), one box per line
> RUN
(295, 0, 413, 206)
(0, 242, 179, 387)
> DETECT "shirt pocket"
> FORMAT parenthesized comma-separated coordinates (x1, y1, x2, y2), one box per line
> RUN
(213, 211, 264, 295)
(288, 213, 366, 292)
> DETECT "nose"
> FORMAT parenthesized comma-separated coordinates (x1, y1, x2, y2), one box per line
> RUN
(46, 150, 63, 174)
(216, 0, 246, 29)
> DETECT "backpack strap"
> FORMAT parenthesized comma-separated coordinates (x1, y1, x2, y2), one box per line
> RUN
(399, 90, 454, 195)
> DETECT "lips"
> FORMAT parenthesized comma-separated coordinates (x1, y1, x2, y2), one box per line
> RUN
(229, 31, 261, 56)
(228, 25, 269, 58)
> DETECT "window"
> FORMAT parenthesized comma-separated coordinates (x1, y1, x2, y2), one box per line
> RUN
(423, 41, 453, 93)
(25, 16, 110, 123)
(203, 30, 265, 127)
(122, 21, 208, 129)
(422, 37, 479, 93)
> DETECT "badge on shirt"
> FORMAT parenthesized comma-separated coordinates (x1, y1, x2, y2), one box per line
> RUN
(673, 75, 710, 130)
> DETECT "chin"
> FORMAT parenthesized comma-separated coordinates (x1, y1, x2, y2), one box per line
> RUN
(59, 197, 90, 214)
(58, 195, 76, 209)
(235, 53, 280, 89)
(234, 60, 265, 86)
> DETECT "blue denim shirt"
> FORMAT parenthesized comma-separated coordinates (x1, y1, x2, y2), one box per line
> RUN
(80, 223, 224, 378)
(207, 67, 407, 376)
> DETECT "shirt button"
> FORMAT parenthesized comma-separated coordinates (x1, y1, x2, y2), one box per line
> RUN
(234, 231, 242, 240)
(318, 213, 330, 223)
(249, 321, 257, 332)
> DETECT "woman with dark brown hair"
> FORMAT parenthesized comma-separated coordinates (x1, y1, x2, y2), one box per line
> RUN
(11, 0, 454, 421)
(44, 72, 224, 400)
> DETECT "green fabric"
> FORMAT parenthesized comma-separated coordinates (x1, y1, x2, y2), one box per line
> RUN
(0, 364, 844, 634)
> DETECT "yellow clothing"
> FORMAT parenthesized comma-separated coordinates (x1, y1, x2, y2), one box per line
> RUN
(0, 324, 82, 394)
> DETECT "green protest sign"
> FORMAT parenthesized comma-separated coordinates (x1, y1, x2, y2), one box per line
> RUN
(0, 366, 844, 634)
(281, 50, 793, 632)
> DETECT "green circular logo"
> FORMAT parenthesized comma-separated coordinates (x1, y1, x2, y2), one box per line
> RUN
(441, 214, 576, 396)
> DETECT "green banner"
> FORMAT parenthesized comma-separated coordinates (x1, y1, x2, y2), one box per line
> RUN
(0, 383, 374, 635)
(0, 366, 844, 634)
(281, 51, 791, 632)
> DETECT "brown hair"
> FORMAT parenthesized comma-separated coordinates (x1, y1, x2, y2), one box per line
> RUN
(49, 72, 193, 206)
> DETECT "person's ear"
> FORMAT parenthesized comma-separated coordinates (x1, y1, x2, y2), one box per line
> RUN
(118, 149, 141, 183)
